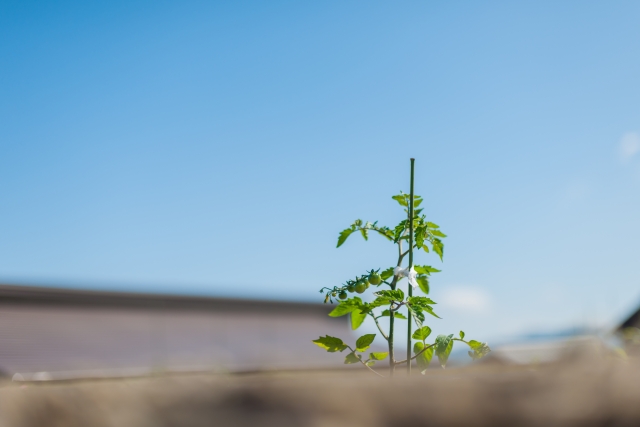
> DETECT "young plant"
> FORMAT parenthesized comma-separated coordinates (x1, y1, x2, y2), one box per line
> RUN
(313, 162, 490, 376)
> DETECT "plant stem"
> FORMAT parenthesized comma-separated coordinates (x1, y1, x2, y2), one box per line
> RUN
(388, 300, 395, 376)
(388, 229, 408, 376)
(371, 315, 389, 340)
(407, 158, 415, 375)
(390, 302, 406, 312)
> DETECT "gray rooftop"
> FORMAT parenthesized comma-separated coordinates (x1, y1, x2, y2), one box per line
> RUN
(0, 284, 349, 379)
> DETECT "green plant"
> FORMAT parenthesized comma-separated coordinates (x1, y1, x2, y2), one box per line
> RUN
(313, 160, 490, 376)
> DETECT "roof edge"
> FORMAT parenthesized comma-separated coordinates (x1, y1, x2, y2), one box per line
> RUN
(0, 283, 332, 315)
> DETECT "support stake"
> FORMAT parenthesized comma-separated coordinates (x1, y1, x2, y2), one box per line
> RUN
(407, 158, 415, 375)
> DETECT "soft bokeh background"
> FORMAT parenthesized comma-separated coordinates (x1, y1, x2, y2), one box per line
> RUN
(2, 0, 640, 343)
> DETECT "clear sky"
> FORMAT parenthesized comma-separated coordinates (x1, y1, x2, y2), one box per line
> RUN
(2, 1, 640, 343)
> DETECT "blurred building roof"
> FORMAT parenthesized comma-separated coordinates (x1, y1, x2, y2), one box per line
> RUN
(619, 305, 640, 330)
(0, 284, 349, 380)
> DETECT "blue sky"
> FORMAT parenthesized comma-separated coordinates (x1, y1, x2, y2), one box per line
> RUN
(2, 0, 640, 342)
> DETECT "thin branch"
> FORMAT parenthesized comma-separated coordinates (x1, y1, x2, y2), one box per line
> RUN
(379, 280, 393, 288)
(369, 314, 389, 340)
(372, 229, 393, 241)
(388, 239, 406, 290)
(347, 346, 385, 378)
(390, 302, 406, 312)
(394, 343, 437, 366)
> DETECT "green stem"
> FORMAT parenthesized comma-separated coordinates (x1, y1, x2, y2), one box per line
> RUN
(388, 230, 408, 376)
(407, 158, 415, 375)
(370, 314, 389, 340)
(389, 309, 395, 376)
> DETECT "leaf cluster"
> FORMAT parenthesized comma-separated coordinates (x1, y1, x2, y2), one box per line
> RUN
(322, 283, 491, 372)
(313, 334, 389, 369)
(465, 339, 492, 360)
(337, 220, 393, 248)
(406, 296, 440, 324)
(336, 193, 446, 261)
(406, 331, 492, 373)
(327, 296, 368, 330)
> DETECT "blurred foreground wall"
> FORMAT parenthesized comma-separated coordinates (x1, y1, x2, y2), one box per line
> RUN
(0, 284, 347, 379)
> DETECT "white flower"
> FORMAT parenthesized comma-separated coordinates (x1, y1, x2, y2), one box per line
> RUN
(394, 266, 418, 289)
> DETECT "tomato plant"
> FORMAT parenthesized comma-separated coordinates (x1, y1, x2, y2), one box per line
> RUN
(313, 160, 490, 376)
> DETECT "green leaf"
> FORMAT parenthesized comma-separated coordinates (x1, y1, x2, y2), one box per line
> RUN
(432, 238, 444, 261)
(466, 340, 491, 359)
(413, 265, 428, 275)
(468, 340, 483, 350)
(413, 342, 434, 371)
(412, 326, 432, 341)
(337, 227, 355, 248)
(328, 303, 356, 317)
(380, 267, 394, 281)
(393, 220, 407, 242)
(312, 335, 348, 353)
(392, 194, 408, 207)
(351, 309, 367, 330)
(366, 299, 386, 310)
(426, 222, 440, 229)
(380, 309, 407, 319)
(372, 296, 392, 307)
(372, 226, 394, 241)
(344, 352, 361, 364)
(415, 226, 426, 249)
(355, 334, 376, 352)
(375, 289, 405, 302)
(422, 245, 430, 253)
(359, 303, 376, 315)
(423, 305, 441, 319)
(413, 196, 423, 207)
(435, 334, 453, 352)
(440, 340, 454, 367)
(459, 331, 465, 340)
(360, 228, 369, 240)
(370, 352, 388, 361)
(435, 334, 454, 367)
(431, 230, 447, 238)
(407, 296, 437, 306)
(414, 265, 441, 275)
(328, 297, 362, 316)
(407, 305, 425, 324)
(417, 276, 429, 294)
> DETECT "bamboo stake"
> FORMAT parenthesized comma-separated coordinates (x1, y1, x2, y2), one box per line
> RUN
(407, 158, 415, 375)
